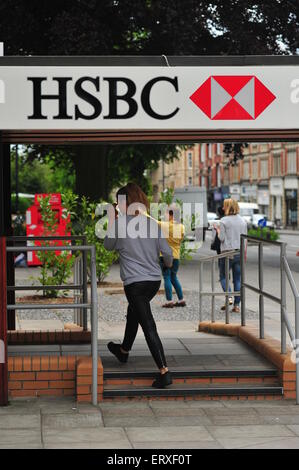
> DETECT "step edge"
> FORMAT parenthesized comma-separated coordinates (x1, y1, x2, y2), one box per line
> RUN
(103, 369, 278, 379)
(103, 386, 284, 398)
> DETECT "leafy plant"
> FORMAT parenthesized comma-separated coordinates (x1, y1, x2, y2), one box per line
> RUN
(248, 227, 280, 242)
(36, 195, 75, 298)
(69, 193, 118, 283)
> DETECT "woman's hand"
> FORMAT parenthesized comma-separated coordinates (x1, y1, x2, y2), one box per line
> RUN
(107, 203, 118, 229)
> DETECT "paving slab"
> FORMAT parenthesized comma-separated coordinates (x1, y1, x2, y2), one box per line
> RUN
(0, 414, 40, 429)
(243, 437, 299, 449)
(286, 425, 299, 437)
(207, 424, 295, 440)
(43, 413, 103, 428)
(261, 415, 299, 425)
(253, 405, 299, 415)
(156, 416, 213, 426)
(223, 400, 297, 408)
(0, 429, 42, 448)
(44, 441, 133, 449)
(133, 441, 222, 449)
(99, 403, 154, 416)
(103, 416, 159, 427)
(42, 427, 130, 447)
(126, 426, 214, 443)
(217, 436, 296, 450)
(150, 405, 207, 417)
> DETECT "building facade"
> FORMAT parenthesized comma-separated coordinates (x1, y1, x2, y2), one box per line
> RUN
(150, 143, 299, 228)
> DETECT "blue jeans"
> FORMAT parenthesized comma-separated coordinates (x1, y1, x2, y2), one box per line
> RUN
(219, 254, 241, 306)
(160, 258, 184, 301)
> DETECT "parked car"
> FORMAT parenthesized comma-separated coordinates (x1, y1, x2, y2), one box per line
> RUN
(238, 202, 274, 228)
(207, 212, 219, 230)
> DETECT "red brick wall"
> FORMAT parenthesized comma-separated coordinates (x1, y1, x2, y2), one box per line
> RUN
(9, 356, 77, 399)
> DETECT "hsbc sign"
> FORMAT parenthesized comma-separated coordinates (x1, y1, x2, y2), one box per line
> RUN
(0, 65, 298, 129)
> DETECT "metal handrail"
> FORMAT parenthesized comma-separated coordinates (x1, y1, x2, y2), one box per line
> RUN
(199, 250, 240, 324)
(6, 235, 88, 330)
(5, 242, 99, 406)
(240, 234, 299, 404)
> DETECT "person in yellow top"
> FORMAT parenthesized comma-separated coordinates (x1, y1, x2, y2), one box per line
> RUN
(159, 203, 186, 308)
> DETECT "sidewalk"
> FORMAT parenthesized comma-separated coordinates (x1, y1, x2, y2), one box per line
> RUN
(2, 397, 299, 449)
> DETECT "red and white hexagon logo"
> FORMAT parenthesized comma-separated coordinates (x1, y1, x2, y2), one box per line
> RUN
(189, 76, 276, 120)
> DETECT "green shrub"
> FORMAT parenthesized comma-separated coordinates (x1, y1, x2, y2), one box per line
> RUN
(36, 195, 75, 298)
(248, 227, 280, 242)
(66, 193, 118, 283)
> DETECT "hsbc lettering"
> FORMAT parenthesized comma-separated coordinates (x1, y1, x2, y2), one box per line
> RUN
(27, 76, 180, 121)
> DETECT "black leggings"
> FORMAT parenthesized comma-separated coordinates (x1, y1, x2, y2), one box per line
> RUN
(122, 280, 167, 370)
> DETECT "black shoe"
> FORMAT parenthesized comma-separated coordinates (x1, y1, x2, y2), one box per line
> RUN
(152, 371, 173, 389)
(107, 342, 129, 363)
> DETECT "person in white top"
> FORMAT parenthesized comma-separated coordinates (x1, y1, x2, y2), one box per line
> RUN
(215, 199, 247, 313)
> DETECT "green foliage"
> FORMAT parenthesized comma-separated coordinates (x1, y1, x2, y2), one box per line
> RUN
(11, 195, 32, 214)
(248, 227, 280, 242)
(65, 191, 118, 283)
(10, 148, 75, 210)
(36, 196, 75, 298)
(159, 188, 175, 206)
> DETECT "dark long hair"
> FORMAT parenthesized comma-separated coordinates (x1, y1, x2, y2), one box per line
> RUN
(116, 183, 150, 212)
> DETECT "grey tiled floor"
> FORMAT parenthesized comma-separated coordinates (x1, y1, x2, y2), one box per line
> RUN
(2, 397, 299, 449)
(8, 335, 275, 373)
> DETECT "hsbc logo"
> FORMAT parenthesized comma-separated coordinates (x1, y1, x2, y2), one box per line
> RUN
(190, 75, 276, 120)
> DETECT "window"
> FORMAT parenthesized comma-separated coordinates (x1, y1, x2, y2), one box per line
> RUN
(208, 144, 212, 159)
(216, 164, 221, 187)
(260, 159, 268, 179)
(287, 150, 297, 174)
(200, 144, 205, 162)
(188, 152, 193, 169)
(273, 153, 281, 176)
(252, 160, 258, 180)
(217, 143, 221, 154)
(188, 176, 193, 186)
(223, 168, 229, 185)
(233, 165, 239, 182)
(242, 161, 249, 180)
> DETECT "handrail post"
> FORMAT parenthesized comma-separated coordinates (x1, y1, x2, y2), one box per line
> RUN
(82, 236, 88, 331)
(240, 235, 246, 326)
(90, 246, 98, 406)
(280, 243, 287, 355)
(199, 261, 203, 323)
(0, 237, 8, 406)
(258, 242, 265, 339)
(225, 255, 230, 324)
(295, 296, 299, 405)
(211, 259, 215, 323)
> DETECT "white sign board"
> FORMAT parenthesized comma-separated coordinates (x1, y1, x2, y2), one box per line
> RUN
(0, 66, 298, 129)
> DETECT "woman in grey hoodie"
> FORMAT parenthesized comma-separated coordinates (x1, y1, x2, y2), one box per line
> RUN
(104, 183, 173, 389)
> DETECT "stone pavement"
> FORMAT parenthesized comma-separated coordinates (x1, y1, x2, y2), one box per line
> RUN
(2, 397, 299, 449)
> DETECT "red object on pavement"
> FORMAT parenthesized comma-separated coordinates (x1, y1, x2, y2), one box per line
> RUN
(26, 193, 71, 266)
(0, 237, 8, 406)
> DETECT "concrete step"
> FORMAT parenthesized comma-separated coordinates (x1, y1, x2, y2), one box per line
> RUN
(103, 382, 283, 399)
(104, 368, 278, 381)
